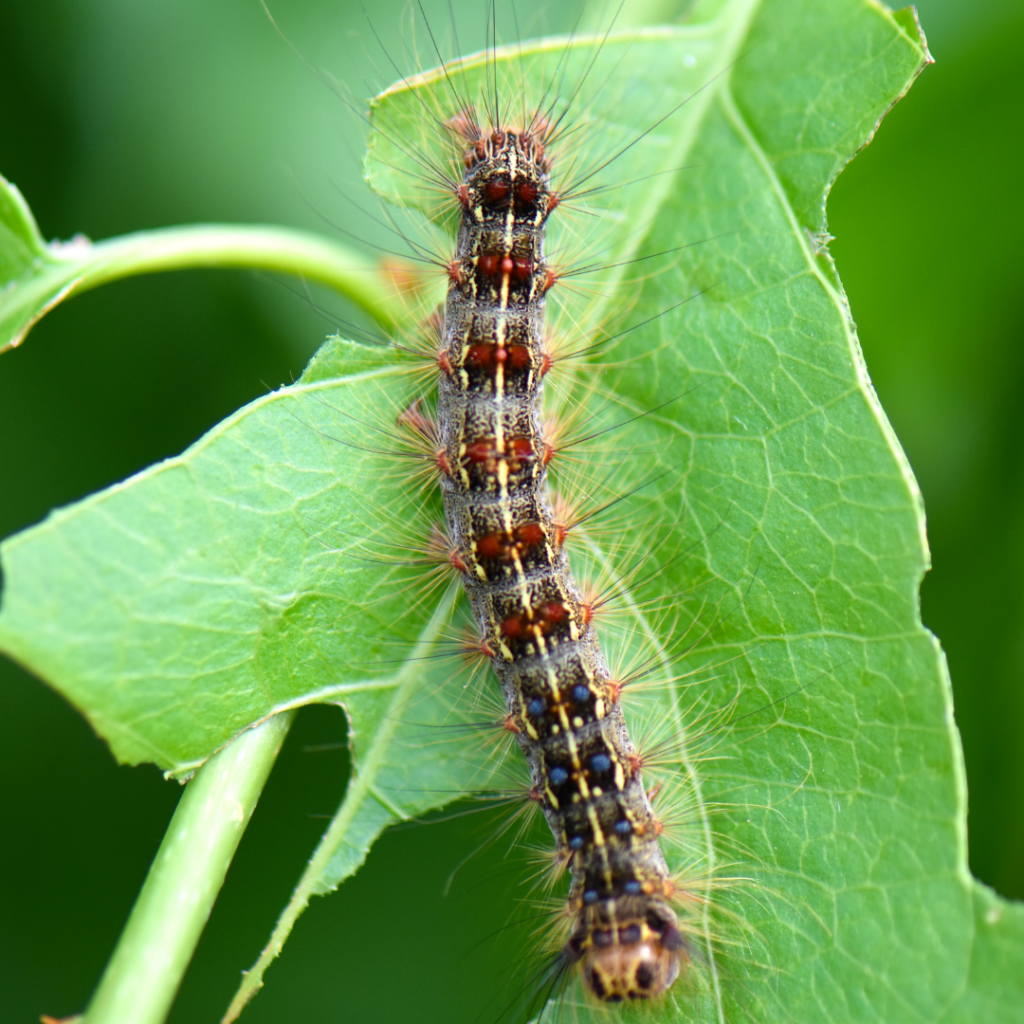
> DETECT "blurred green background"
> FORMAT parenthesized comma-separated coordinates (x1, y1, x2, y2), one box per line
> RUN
(1, 0, 1021, 1021)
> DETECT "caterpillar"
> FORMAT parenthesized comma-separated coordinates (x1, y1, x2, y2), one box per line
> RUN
(432, 100, 686, 1002)
(349, 5, 739, 1016)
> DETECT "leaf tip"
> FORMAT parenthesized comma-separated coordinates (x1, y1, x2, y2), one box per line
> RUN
(890, 6, 935, 66)
(0, 171, 47, 257)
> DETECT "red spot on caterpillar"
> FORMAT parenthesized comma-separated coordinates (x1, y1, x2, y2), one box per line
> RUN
(461, 436, 534, 471)
(509, 437, 534, 459)
(501, 256, 515, 277)
(501, 615, 525, 638)
(517, 180, 538, 205)
(542, 602, 567, 624)
(486, 176, 510, 203)
(465, 344, 493, 367)
(509, 344, 531, 369)
(465, 343, 531, 371)
(476, 523, 545, 562)
(517, 522, 544, 547)
(465, 440, 493, 463)
(478, 254, 500, 278)
(513, 256, 532, 281)
(475, 533, 504, 559)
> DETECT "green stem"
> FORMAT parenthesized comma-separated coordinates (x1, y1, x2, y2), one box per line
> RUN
(82, 712, 295, 1024)
(70, 225, 401, 325)
(221, 588, 457, 1024)
(2, 224, 409, 353)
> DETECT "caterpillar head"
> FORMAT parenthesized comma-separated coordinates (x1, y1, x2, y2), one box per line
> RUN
(566, 912, 688, 1002)
(582, 930, 682, 1002)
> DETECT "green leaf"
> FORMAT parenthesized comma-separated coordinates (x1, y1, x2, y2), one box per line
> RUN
(1, 0, 1022, 1022)
(0, 336, 436, 772)
(0, 172, 48, 279)
(0, 173, 405, 353)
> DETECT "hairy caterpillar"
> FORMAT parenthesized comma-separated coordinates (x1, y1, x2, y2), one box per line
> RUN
(430, 85, 687, 1004)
